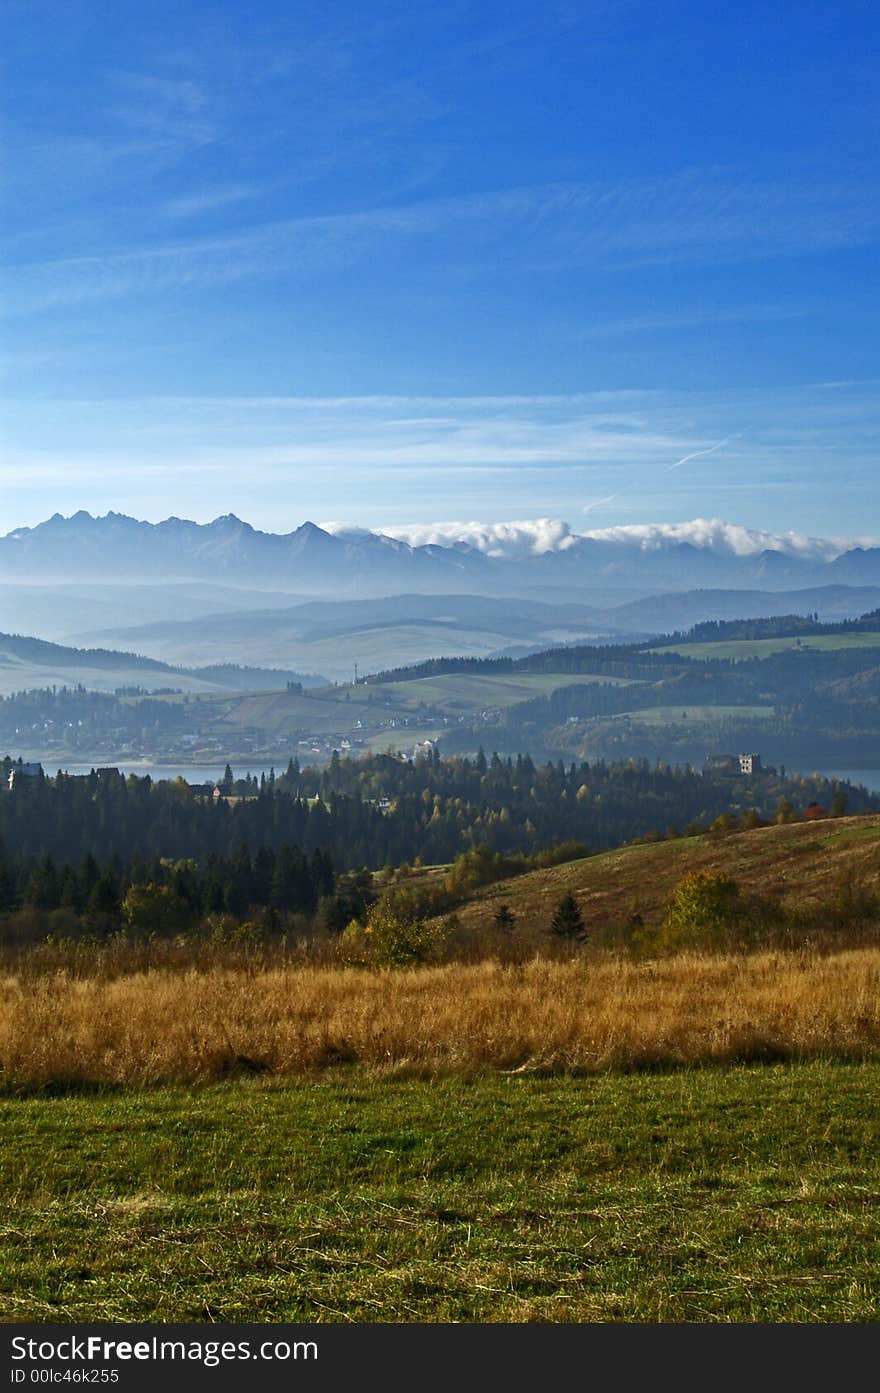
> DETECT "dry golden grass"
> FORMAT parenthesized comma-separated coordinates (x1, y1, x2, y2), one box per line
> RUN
(2, 948, 879, 1086)
(443, 813, 880, 939)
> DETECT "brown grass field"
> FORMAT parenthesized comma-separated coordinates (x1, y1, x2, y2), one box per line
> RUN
(1, 816, 879, 1088)
(438, 813, 880, 940)
(2, 948, 879, 1087)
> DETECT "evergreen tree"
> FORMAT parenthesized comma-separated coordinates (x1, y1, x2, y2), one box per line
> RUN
(493, 903, 516, 933)
(86, 870, 120, 924)
(27, 855, 60, 910)
(550, 891, 586, 942)
(0, 861, 14, 913)
(79, 853, 100, 902)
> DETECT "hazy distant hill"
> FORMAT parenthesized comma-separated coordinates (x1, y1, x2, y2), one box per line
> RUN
(69, 593, 621, 682)
(0, 632, 323, 697)
(0, 581, 304, 645)
(67, 585, 880, 683)
(607, 584, 880, 633)
(7, 512, 880, 686)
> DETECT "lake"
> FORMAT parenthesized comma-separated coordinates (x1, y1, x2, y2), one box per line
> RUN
(36, 761, 880, 795)
(53, 762, 285, 783)
(800, 767, 880, 794)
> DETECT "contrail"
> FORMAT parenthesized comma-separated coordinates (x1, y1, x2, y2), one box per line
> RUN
(581, 492, 619, 516)
(581, 431, 744, 520)
(666, 433, 741, 471)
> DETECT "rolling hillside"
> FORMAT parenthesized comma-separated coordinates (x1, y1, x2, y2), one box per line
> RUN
(63, 586, 880, 681)
(441, 813, 880, 938)
(67, 592, 619, 680)
(0, 632, 321, 697)
(0, 581, 304, 645)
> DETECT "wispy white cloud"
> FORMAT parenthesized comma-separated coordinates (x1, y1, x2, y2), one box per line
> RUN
(574, 304, 813, 339)
(161, 184, 265, 220)
(112, 391, 656, 410)
(3, 382, 878, 538)
(105, 69, 214, 145)
(5, 169, 878, 316)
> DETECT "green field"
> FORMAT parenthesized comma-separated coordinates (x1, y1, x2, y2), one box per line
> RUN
(2, 1064, 879, 1322)
(360, 727, 446, 753)
(652, 633, 880, 661)
(198, 672, 643, 738)
(213, 689, 374, 735)
(599, 703, 773, 727)
(365, 671, 638, 711)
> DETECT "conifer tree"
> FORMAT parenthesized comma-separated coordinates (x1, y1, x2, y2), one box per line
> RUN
(550, 891, 586, 942)
(493, 903, 516, 933)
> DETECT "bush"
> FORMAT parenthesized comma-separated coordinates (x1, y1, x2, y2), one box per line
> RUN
(121, 882, 194, 937)
(827, 873, 880, 927)
(365, 889, 449, 966)
(660, 871, 740, 949)
(321, 869, 376, 934)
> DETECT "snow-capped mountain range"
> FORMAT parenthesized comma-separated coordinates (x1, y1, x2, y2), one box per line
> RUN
(4, 511, 880, 595)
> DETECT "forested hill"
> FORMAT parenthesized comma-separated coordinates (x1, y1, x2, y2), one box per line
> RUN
(0, 632, 177, 673)
(367, 606, 880, 684)
(1, 753, 873, 871)
(673, 609, 880, 643)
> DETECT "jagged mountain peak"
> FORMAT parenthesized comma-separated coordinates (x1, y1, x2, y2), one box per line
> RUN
(4, 511, 880, 599)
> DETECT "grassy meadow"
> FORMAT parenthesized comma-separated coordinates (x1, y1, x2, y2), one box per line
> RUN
(602, 702, 773, 726)
(652, 632, 880, 661)
(3, 1065, 879, 1322)
(364, 670, 639, 709)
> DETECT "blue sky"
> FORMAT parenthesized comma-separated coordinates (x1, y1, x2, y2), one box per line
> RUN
(1, 0, 878, 539)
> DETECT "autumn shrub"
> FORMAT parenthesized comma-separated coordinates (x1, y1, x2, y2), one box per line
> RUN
(121, 882, 195, 937)
(827, 873, 880, 928)
(659, 871, 742, 950)
(339, 889, 451, 967)
(368, 893, 448, 966)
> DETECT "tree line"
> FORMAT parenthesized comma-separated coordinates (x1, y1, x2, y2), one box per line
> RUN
(0, 842, 336, 942)
(2, 752, 873, 875)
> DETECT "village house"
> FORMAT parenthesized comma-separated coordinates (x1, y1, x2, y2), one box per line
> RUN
(7, 761, 43, 790)
(704, 752, 763, 776)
